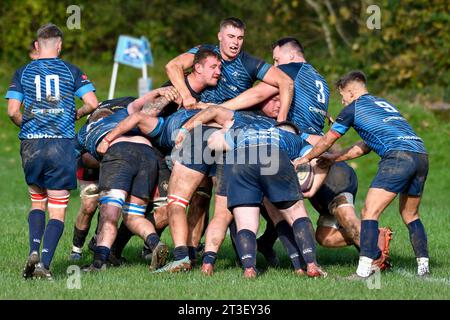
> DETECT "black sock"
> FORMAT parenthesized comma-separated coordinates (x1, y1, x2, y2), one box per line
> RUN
(111, 221, 133, 257)
(202, 251, 217, 265)
(41, 219, 64, 269)
(229, 221, 240, 262)
(236, 229, 257, 269)
(145, 233, 160, 252)
(360, 220, 381, 260)
(72, 226, 89, 249)
(407, 219, 429, 258)
(292, 217, 317, 264)
(28, 209, 45, 254)
(188, 246, 197, 260)
(94, 245, 110, 267)
(173, 246, 189, 261)
(258, 206, 278, 248)
(276, 220, 306, 270)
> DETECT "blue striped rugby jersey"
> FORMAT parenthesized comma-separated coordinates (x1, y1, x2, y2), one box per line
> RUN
(331, 94, 427, 157)
(278, 62, 329, 135)
(226, 124, 312, 160)
(187, 44, 271, 103)
(6, 58, 95, 140)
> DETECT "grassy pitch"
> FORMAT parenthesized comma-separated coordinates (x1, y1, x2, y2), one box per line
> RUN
(0, 63, 448, 300)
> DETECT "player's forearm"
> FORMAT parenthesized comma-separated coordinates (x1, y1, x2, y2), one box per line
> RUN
(142, 96, 171, 116)
(7, 101, 22, 127)
(9, 112, 22, 127)
(276, 77, 294, 122)
(182, 107, 219, 131)
(104, 114, 141, 142)
(78, 92, 99, 119)
(166, 62, 192, 101)
(334, 141, 371, 162)
(305, 132, 338, 161)
(220, 84, 276, 111)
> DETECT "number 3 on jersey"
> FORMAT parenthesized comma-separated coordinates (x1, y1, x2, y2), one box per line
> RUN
(375, 101, 398, 113)
(34, 75, 60, 101)
(315, 80, 326, 103)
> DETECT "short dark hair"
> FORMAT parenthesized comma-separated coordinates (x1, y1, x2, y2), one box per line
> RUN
(220, 17, 246, 31)
(193, 48, 221, 66)
(272, 37, 304, 54)
(29, 39, 37, 53)
(336, 70, 367, 90)
(275, 121, 300, 135)
(87, 108, 113, 123)
(37, 23, 63, 40)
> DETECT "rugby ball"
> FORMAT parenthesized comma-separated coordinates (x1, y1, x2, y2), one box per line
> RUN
(295, 160, 314, 193)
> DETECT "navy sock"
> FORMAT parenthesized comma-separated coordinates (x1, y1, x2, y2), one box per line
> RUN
(258, 207, 278, 248)
(111, 221, 133, 257)
(202, 251, 217, 265)
(292, 217, 317, 264)
(93, 245, 110, 268)
(173, 246, 189, 261)
(407, 219, 429, 258)
(72, 226, 89, 249)
(28, 209, 45, 254)
(188, 246, 197, 260)
(236, 229, 257, 269)
(145, 233, 160, 252)
(41, 219, 64, 269)
(276, 220, 306, 270)
(360, 220, 381, 260)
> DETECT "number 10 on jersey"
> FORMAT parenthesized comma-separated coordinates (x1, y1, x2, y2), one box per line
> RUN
(34, 75, 60, 101)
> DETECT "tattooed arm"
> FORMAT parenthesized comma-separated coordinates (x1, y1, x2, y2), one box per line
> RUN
(127, 86, 180, 115)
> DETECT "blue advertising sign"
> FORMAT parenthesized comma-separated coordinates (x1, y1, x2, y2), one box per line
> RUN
(114, 35, 153, 68)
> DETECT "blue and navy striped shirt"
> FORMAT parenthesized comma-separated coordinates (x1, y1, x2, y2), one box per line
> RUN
(188, 45, 271, 103)
(331, 94, 427, 157)
(77, 109, 130, 160)
(227, 125, 311, 160)
(149, 108, 201, 149)
(5, 58, 95, 140)
(231, 111, 276, 130)
(278, 62, 329, 135)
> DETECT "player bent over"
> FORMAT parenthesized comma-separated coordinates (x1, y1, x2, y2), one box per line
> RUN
(211, 122, 326, 278)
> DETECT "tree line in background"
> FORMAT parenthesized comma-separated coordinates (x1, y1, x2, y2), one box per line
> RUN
(0, 0, 448, 99)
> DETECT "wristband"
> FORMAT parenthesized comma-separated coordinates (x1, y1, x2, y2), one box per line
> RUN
(179, 127, 189, 135)
(103, 136, 112, 144)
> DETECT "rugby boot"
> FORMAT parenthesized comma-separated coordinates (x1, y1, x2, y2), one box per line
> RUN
(152, 256, 191, 273)
(32, 262, 53, 281)
(22, 251, 40, 279)
(148, 242, 169, 271)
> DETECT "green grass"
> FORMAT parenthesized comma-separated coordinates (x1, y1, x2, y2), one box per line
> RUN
(0, 61, 449, 300)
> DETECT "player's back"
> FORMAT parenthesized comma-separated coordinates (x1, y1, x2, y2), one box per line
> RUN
(351, 94, 426, 156)
(279, 62, 329, 134)
(80, 109, 131, 160)
(15, 58, 90, 139)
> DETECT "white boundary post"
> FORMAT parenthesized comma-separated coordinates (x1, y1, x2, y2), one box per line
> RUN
(108, 62, 119, 99)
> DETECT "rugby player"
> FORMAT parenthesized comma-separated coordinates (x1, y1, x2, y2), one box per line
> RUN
(78, 100, 176, 272)
(296, 70, 430, 278)
(165, 17, 293, 122)
(207, 121, 326, 278)
(97, 49, 222, 272)
(6, 23, 98, 280)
